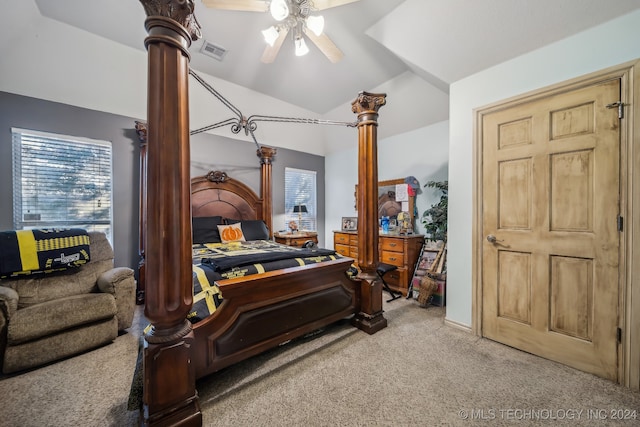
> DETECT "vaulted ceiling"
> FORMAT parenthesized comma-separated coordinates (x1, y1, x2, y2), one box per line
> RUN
(16, 0, 640, 144)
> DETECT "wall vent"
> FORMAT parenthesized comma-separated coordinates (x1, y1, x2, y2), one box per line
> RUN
(200, 40, 228, 61)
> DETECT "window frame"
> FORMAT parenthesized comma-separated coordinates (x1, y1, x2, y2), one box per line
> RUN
(11, 127, 114, 240)
(284, 167, 317, 232)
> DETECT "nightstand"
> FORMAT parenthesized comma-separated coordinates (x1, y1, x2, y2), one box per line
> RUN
(273, 231, 318, 247)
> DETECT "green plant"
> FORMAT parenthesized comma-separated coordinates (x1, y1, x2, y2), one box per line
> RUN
(421, 180, 448, 241)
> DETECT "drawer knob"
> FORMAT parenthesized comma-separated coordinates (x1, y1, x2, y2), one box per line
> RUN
(389, 257, 397, 261)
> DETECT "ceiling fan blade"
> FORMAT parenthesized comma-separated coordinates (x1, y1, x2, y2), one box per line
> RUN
(304, 28, 343, 63)
(261, 28, 288, 63)
(312, 0, 360, 11)
(201, 0, 268, 12)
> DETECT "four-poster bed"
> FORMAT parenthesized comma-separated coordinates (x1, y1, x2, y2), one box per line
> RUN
(137, 1, 387, 426)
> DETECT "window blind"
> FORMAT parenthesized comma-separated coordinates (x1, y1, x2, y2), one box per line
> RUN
(284, 167, 317, 231)
(12, 128, 113, 239)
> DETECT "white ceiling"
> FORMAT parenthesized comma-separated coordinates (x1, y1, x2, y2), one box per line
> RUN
(26, 0, 640, 137)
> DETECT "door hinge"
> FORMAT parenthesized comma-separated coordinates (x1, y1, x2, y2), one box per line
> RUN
(617, 215, 623, 232)
(617, 327, 622, 344)
(606, 101, 624, 119)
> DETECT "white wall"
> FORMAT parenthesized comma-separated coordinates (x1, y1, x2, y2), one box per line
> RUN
(320, 71, 449, 155)
(325, 120, 449, 248)
(447, 9, 640, 328)
(0, 3, 327, 156)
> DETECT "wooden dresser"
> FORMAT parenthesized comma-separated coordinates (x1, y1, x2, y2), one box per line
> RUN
(333, 231, 424, 296)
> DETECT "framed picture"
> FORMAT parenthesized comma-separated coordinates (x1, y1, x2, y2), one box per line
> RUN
(409, 245, 446, 305)
(341, 217, 357, 231)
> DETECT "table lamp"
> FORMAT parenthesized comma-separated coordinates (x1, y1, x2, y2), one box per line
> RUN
(293, 204, 308, 231)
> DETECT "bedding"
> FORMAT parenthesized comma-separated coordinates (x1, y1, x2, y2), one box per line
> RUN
(224, 219, 270, 240)
(192, 217, 270, 243)
(192, 216, 224, 243)
(188, 240, 340, 323)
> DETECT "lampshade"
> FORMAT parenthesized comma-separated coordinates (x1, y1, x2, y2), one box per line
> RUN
(293, 205, 308, 213)
(270, 0, 289, 21)
(262, 26, 279, 46)
(294, 37, 309, 56)
(306, 15, 324, 36)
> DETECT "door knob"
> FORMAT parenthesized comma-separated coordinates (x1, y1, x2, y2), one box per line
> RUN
(486, 234, 503, 244)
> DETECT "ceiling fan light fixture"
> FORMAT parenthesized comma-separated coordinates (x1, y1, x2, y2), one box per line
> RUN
(262, 26, 280, 46)
(306, 15, 324, 36)
(295, 36, 309, 56)
(270, 0, 290, 21)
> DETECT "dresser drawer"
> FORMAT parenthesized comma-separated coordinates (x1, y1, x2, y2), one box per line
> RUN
(334, 231, 424, 295)
(380, 237, 403, 252)
(334, 233, 351, 245)
(335, 244, 350, 256)
(380, 250, 404, 267)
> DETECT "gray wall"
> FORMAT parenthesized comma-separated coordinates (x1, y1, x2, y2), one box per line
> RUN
(0, 91, 325, 272)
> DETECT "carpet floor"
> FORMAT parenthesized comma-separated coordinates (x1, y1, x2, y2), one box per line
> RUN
(1, 298, 639, 426)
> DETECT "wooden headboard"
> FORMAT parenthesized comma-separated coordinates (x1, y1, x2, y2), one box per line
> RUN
(191, 171, 263, 220)
(134, 124, 276, 302)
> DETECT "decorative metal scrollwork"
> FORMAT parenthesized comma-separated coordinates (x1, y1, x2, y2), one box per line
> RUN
(188, 69, 357, 149)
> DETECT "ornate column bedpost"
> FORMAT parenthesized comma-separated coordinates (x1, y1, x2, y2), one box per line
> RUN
(257, 146, 277, 238)
(351, 91, 388, 334)
(138, 1, 202, 425)
(135, 121, 148, 305)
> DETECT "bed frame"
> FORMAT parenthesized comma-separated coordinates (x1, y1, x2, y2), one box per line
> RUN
(138, 2, 388, 426)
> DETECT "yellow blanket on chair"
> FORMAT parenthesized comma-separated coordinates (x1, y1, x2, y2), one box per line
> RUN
(0, 228, 90, 278)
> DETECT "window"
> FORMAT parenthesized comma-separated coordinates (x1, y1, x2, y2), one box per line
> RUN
(284, 167, 317, 231)
(12, 128, 113, 240)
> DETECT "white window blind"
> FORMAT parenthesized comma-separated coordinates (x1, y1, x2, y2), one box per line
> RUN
(12, 128, 113, 239)
(284, 167, 317, 231)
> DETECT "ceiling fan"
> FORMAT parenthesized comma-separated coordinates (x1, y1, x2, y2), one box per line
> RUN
(202, 0, 360, 63)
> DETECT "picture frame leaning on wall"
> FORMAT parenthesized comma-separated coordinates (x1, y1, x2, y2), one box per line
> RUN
(341, 217, 357, 231)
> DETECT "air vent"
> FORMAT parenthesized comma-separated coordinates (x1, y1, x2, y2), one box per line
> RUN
(200, 40, 228, 61)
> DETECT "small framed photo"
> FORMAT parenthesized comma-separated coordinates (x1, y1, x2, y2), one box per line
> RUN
(341, 217, 357, 231)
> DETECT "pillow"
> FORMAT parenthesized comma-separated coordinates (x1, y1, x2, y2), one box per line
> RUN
(224, 219, 269, 241)
(192, 216, 224, 244)
(217, 223, 246, 243)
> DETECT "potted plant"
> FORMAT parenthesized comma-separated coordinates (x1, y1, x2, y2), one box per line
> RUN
(421, 180, 448, 242)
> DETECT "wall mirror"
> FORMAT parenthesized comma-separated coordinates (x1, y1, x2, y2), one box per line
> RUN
(354, 178, 416, 232)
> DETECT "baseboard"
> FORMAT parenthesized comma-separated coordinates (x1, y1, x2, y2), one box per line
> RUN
(444, 317, 472, 333)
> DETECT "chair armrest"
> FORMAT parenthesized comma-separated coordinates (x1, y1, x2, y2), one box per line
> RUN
(97, 267, 136, 331)
(0, 286, 19, 320)
(97, 267, 134, 293)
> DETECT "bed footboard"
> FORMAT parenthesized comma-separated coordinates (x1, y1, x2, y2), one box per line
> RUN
(191, 258, 358, 379)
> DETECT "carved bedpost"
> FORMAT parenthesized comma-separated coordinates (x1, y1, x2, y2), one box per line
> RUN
(258, 146, 277, 238)
(135, 121, 147, 305)
(351, 91, 388, 334)
(139, 1, 202, 426)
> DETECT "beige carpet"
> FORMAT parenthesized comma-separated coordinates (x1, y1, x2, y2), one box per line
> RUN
(1, 299, 639, 426)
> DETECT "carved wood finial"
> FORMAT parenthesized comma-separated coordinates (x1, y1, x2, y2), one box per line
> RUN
(257, 146, 277, 165)
(206, 171, 229, 183)
(135, 121, 148, 143)
(351, 91, 387, 117)
(139, 0, 202, 41)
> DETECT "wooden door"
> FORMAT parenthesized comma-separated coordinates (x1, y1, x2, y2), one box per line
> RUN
(481, 79, 621, 380)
